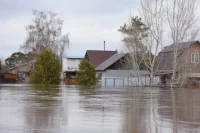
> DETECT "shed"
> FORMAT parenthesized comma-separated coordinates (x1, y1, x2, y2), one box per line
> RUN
(0, 73, 19, 84)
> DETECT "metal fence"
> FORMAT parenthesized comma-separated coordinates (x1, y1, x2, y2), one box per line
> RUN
(102, 76, 160, 87)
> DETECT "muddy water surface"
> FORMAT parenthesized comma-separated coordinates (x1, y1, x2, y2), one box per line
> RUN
(0, 85, 200, 133)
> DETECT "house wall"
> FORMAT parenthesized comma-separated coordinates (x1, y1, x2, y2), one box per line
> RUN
(9, 65, 31, 75)
(4, 73, 19, 80)
(62, 58, 82, 81)
(179, 43, 200, 74)
(0, 73, 19, 84)
(99, 70, 159, 86)
(102, 70, 130, 77)
(62, 58, 81, 72)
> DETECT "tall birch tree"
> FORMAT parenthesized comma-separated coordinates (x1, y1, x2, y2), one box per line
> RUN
(140, 0, 164, 86)
(21, 10, 70, 67)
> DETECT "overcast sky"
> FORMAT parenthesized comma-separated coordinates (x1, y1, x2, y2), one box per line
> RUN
(0, 0, 141, 59)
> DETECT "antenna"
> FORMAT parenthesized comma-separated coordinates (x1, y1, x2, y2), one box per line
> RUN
(104, 41, 105, 51)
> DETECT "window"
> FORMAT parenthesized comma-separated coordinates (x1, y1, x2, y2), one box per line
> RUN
(97, 73, 102, 78)
(191, 53, 199, 63)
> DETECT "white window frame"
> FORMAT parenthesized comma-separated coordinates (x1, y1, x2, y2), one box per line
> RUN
(191, 53, 199, 63)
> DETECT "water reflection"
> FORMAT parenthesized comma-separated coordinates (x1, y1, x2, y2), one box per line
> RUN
(0, 85, 200, 133)
(157, 88, 200, 133)
(77, 86, 121, 132)
(23, 85, 63, 133)
(120, 88, 149, 133)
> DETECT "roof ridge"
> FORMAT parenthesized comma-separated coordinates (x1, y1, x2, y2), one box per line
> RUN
(161, 41, 199, 53)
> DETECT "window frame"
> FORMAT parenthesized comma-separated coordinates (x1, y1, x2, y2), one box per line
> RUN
(191, 53, 199, 64)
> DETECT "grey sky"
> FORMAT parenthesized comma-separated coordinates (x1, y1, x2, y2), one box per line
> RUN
(0, 0, 140, 59)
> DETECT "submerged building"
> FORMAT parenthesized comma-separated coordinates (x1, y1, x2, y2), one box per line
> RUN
(62, 56, 83, 85)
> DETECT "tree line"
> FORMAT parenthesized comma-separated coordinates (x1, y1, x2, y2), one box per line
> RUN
(1, 10, 69, 85)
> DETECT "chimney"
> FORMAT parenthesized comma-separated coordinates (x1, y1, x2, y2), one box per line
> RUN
(104, 41, 105, 51)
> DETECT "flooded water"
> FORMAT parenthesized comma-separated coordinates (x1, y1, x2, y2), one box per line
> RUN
(0, 85, 200, 133)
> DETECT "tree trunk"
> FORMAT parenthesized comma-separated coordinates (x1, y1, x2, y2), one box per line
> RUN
(149, 67, 154, 87)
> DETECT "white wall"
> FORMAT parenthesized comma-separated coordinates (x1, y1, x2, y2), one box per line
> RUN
(62, 58, 82, 72)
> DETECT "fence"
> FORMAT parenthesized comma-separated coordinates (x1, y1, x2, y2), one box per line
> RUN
(102, 76, 160, 87)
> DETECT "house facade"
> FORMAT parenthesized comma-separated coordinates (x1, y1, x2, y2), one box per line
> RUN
(85, 50, 159, 86)
(156, 41, 200, 85)
(62, 56, 83, 85)
(8, 61, 34, 83)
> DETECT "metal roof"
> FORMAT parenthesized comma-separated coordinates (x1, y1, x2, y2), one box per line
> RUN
(95, 53, 126, 71)
(86, 50, 117, 67)
(64, 55, 84, 59)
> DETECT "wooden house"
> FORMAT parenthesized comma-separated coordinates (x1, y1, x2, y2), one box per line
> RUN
(8, 61, 34, 82)
(155, 41, 200, 85)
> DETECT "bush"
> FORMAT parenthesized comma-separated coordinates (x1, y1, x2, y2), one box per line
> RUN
(76, 59, 96, 86)
(30, 49, 61, 85)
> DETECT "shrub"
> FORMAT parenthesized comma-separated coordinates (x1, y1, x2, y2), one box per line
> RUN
(76, 59, 96, 86)
(30, 49, 61, 84)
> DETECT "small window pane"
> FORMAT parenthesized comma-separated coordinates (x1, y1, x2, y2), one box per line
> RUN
(195, 54, 199, 63)
(191, 53, 199, 63)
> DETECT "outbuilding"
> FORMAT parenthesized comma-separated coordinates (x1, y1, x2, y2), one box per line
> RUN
(0, 73, 19, 84)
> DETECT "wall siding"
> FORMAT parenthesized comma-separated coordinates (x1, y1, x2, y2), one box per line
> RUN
(177, 43, 200, 82)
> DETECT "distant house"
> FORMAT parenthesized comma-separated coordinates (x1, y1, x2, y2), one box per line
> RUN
(8, 61, 34, 83)
(62, 56, 83, 85)
(0, 73, 19, 84)
(85, 50, 155, 86)
(156, 41, 200, 85)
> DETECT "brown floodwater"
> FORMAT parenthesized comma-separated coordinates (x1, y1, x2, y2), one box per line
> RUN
(0, 85, 200, 133)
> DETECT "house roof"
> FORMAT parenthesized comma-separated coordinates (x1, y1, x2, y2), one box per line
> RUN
(85, 50, 117, 67)
(155, 51, 175, 72)
(155, 41, 199, 73)
(162, 41, 197, 52)
(8, 60, 35, 70)
(64, 55, 84, 59)
(95, 53, 126, 71)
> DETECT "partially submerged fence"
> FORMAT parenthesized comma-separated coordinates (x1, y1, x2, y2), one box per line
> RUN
(102, 76, 160, 87)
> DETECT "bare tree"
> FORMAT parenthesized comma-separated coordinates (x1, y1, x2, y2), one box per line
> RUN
(21, 10, 70, 67)
(166, 0, 200, 87)
(140, 0, 164, 86)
